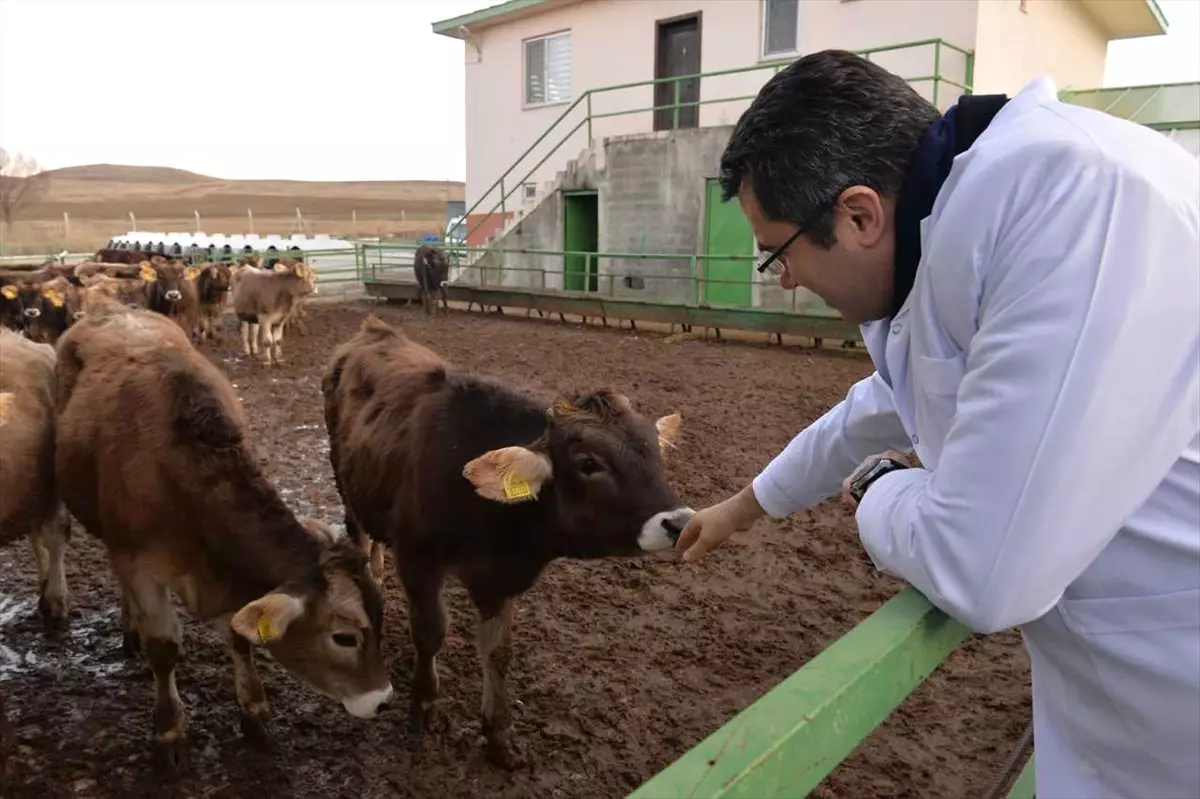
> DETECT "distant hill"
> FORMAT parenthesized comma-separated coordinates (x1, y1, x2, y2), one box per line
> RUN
(23, 163, 466, 222)
(43, 164, 216, 184)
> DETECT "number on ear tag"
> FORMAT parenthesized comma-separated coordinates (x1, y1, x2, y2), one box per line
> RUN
(502, 471, 533, 501)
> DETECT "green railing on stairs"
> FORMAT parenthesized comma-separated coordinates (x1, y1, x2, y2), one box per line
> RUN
(461, 37, 975, 247)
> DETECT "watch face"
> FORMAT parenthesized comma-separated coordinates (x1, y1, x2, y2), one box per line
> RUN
(850, 458, 908, 502)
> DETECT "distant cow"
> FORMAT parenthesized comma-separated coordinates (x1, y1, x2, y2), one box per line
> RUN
(92, 248, 157, 264)
(231, 260, 315, 366)
(0, 328, 72, 632)
(54, 302, 393, 772)
(144, 261, 202, 338)
(321, 316, 691, 767)
(412, 244, 450, 317)
(195, 263, 233, 343)
(18, 277, 84, 345)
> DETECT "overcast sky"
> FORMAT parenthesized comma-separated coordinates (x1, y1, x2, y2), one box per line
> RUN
(1, 0, 1197, 183)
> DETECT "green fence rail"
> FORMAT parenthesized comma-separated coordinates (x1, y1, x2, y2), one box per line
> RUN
(461, 37, 974, 247)
(627, 588, 972, 798)
(356, 241, 863, 342)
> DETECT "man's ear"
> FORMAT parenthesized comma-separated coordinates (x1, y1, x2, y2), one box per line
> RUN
(656, 412, 682, 452)
(463, 446, 552, 504)
(231, 592, 306, 645)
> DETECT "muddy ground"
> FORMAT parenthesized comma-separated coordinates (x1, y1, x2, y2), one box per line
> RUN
(0, 301, 1031, 798)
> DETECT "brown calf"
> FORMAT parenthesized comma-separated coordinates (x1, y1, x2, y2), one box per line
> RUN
(231, 260, 315, 366)
(55, 303, 393, 773)
(0, 328, 72, 632)
(321, 317, 691, 767)
(412, 244, 450, 317)
(17, 277, 85, 345)
(195, 263, 233, 343)
(144, 261, 201, 338)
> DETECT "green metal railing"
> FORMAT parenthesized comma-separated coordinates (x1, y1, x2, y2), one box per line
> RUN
(627, 588, 973, 798)
(461, 38, 974, 247)
(1060, 81, 1200, 131)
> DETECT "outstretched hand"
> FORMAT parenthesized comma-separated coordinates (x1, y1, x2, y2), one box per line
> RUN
(674, 486, 767, 563)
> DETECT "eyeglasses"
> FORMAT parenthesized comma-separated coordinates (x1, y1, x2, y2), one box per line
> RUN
(755, 224, 805, 277)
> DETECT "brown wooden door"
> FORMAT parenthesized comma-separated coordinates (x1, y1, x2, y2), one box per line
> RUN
(654, 14, 701, 131)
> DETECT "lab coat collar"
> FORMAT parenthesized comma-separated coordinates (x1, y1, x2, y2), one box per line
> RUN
(862, 75, 1061, 345)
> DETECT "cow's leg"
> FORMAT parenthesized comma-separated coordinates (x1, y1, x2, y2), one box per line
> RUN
(29, 506, 71, 632)
(399, 562, 447, 745)
(221, 614, 270, 743)
(119, 580, 142, 658)
(439, 286, 449, 317)
(270, 322, 285, 365)
(240, 321, 256, 357)
(470, 590, 522, 769)
(119, 561, 188, 773)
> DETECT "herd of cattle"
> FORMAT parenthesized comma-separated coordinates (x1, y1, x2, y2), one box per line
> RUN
(0, 243, 693, 776)
(0, 246, 319, 367)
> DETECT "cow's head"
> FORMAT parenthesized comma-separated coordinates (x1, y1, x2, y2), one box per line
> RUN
(144, 262, 189, 304)
(230, 527, 393, 720)
(463, 390, 693, 557)
(199, 263, 232, 300)
(17, 279, 77, 344)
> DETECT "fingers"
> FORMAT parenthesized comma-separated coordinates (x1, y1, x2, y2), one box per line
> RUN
(674, 513, 703, 556)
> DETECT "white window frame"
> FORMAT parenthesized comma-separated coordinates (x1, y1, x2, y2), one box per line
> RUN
(760, 0, 801, 60)
(522, 30, 572, 109)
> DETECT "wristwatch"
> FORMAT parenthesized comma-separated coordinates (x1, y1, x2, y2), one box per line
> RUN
(848, 457, 910, 504)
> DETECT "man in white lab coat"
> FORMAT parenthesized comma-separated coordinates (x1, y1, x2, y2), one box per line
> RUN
(675, 50, 1200, 798)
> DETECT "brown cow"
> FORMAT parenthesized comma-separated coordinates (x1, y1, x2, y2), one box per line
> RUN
(17, 277, 85, 345)
(144, 261, 202, 338)
(412, 244, 450, 317)
(54, 303, 393, 772)
(79, 273, 151, 312)
(321, 316, 692, 767)
(0, 328, 72, 632)
(195, 263, 233, 343)
(231, 260, 315, 366)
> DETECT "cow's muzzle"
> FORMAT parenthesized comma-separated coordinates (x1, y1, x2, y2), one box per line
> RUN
(165, 290, 182, 302)
(23, 307, 40, 319)
(638, 507, 696, 552)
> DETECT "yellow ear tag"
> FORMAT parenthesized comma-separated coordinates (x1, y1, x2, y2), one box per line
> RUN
(140, 265, 157, 282)
(1, 286, 17, 300)
(257, 616, 277, 644)
(43, 288, 64, 308)
(502, 471, 533, 501)
(184, 267, 200, 281)
(295, 265, 307, 278)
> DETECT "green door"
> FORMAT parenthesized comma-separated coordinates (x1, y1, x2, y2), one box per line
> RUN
(701, 178, 754, 307)
(563, 191, 599, 292)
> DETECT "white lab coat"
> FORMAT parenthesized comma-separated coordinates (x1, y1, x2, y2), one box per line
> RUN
(752, 76, 1200, 798)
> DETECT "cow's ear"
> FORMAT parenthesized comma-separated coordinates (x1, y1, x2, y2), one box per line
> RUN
(463, 446, 552, 504)
(231, 592, 306, 645)
(273, 263, 289, 274)
(655, 412, 682, 452)
(298, 518, 339, 548)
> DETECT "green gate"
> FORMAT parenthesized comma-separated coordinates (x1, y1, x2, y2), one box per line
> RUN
(563, 190, 599, 292)
(701, 178, 754, 307)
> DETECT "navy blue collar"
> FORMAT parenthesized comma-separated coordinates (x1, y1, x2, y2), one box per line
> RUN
(890, 93, 1010, 317)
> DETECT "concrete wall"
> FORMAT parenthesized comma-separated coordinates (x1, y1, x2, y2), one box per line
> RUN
(972, 0, 1108, 95)
(478, 126, 734, 304)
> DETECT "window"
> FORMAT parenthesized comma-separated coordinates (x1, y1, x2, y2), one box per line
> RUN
(762, 0, 799, 58)
(524, 31, 571, 106)
(522, 182, 538, 201)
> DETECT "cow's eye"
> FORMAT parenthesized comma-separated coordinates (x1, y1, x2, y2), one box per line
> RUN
(332, 632, 358, 648)
(577, 456, 603, 476)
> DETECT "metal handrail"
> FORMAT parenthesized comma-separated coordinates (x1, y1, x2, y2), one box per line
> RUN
(460, 38, 975, 245)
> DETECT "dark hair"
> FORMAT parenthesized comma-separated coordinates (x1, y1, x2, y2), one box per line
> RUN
(719, 49, 939, 248)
